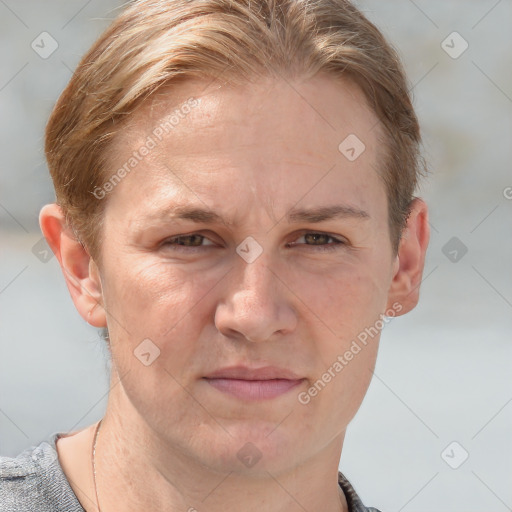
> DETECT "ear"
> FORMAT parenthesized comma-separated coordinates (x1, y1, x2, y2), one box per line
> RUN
(386, 197, 430, 316)
(39, 203, 107, 328)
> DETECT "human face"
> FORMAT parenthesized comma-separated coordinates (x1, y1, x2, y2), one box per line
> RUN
(97, 74, 399, 474)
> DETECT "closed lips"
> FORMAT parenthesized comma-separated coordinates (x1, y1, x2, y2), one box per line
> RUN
(203, 365, 304, 381)
(203, 366, 306, 400)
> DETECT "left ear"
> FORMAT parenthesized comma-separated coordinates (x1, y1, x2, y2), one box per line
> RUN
(386, 197, 430, 315)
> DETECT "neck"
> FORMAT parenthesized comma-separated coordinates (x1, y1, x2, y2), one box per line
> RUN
(94, 380, 348, 512)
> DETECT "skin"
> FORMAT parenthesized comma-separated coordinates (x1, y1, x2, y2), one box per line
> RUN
(40, 73, 430, 512)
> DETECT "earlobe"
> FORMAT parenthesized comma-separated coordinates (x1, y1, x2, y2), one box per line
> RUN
(39, 204, 107, 328)
(385, 198, 430, 316)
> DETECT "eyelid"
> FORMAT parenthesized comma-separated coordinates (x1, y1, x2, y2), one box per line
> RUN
(161, 230, 348, 251)
(292, 229, 347, 242)
(161, 232, 217, 247)
(287, 231, 348, 250)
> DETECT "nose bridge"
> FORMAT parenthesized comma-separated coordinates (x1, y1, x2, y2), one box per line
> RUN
(234, 249, 276, 311)
(214, 247, 297, 342)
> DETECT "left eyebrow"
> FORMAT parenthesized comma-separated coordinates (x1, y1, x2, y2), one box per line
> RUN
(285, 205, 371, 223)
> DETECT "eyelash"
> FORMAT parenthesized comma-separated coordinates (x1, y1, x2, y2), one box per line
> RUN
(161, 232, 347, 253)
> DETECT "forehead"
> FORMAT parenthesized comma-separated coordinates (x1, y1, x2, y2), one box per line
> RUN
(121, 73, 381, 151)
(104, 74, 387, 224)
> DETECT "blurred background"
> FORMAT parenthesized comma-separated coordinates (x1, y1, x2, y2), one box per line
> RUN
(0, 1, 511, 510)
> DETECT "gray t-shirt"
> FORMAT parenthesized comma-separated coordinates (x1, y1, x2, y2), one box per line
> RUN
(0, 433, 382, 511)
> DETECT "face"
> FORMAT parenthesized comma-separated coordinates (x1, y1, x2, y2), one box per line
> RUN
(94, 74, 401, 474)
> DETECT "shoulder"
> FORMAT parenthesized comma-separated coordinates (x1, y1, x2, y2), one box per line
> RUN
(0, 436, 84, 512)
(338, 470, 384, 512)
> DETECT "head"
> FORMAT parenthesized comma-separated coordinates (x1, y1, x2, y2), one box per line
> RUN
(41, 0, 429, 475)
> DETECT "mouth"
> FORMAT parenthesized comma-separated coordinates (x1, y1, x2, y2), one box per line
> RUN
(202, 366, 306, 401)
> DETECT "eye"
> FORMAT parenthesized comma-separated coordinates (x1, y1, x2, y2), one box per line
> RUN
(160, 231, 347, 253)
(161, 234, 217, 251)
(289, 232, 347, 252)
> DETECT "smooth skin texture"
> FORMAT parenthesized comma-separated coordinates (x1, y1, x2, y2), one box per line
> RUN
(41, 73, 430, 512)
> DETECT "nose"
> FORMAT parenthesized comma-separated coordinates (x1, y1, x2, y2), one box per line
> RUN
(214, 252, 298, 343)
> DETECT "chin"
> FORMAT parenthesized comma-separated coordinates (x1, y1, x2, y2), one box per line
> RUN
(192, 421, 305, 475)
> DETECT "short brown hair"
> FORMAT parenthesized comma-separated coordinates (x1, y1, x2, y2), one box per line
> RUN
(45, 0, 428, 263)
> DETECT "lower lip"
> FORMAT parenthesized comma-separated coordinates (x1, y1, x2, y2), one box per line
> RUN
(203, 378, 304, 400)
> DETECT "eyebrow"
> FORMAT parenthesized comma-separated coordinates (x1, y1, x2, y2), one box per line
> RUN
(146, 204, 370, 226)
(286, 205, 370, 223)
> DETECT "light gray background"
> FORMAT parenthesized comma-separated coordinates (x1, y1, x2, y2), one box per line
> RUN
(1, 1, 511, 511)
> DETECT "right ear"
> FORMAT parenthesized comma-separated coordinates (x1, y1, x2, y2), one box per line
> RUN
(39, 203, 106, 328)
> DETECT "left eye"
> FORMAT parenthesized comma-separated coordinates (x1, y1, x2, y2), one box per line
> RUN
(289, 232, 346, 252)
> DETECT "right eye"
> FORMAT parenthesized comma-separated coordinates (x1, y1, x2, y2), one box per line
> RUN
(160, 233, 218, 252)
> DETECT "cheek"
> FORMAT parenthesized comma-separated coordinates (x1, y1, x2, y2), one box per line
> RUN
(290, 259, 386, 410)
(100, 257, 220, 380)
(100, 260, 216, 422)
(298, 273, 383, 436)
(104, 257, 208, 330)
(287, 257, 390, 342)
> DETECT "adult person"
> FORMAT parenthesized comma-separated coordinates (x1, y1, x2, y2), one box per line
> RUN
(0, 0, 429, 510)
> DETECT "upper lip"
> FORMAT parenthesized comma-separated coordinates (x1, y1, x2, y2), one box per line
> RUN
(203, 366, 303, 381)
